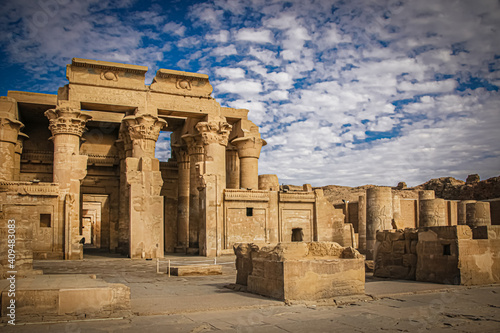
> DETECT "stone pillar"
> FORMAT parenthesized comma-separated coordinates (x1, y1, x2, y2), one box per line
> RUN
(419, 199, 446, 227)
(392, 192, 402, 229)
(226, 145, 240, 189)
(0, 117, 24, 181)
(175, 147, 190, 250)
(45, 106, 91, 260)
(116, 133, 132, 255)
(358, 195, 367, 254)
(466, 202, 491, 227)
(122, 114, 166, 259)
(231, 136, 265, 190)
(366, 187, 393, 260)
(182, 134, 204, 249)
(196, 119, 231, 256)
(13, 132, 29, 180)
(458, 200, 476, 225)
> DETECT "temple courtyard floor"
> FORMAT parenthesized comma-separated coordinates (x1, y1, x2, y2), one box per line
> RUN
(2, 250, 499, 332)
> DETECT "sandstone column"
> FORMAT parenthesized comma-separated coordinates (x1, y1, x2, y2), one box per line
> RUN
(466, 202, 491, 227)
(122, 114, 166, 259)
(115, 131, 132, 255)
(358, 195, 367, 254)
(0, 117, 24, 181)
(366, 187, 393, 260)
(458, 200, 476, 225)
(196, 119, 232, 256)
(45, 106, 91, 260)
(13, 132, 29, 180)
(182, 134, 204, 249)
(419, 198, 446, 227)
(175, 146, 190, 251)
(231, 136, 265, 190)
(226, 145, 240, 189)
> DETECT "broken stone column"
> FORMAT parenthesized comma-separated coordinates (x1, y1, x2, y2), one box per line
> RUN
(175, 147, 190, 250)
(122, 114, 166, 259)
(466, 202, 491, 227)
(419, 198, 446, 227)
(0, 97, 24, 181)
(183, 133, 204, 249)
(366, 187, 393, 260)
(258, 174, 280, 191)
(358, 195, 367, 254)
(196, 119, 231, 256)
(45, 106, 91, 260)
(392, 192, 402, 229)
(232, 136, 265, 190)
(458, 200, 476, 225)
(226, 145, 240, 189)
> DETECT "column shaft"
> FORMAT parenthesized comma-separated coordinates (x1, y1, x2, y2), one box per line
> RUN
(366, 187, 393, 260)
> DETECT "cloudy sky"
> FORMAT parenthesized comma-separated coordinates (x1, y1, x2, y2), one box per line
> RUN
(1, 0, 499, 187)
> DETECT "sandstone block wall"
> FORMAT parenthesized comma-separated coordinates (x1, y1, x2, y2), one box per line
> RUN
(234, 242, 364, 302)
(373, 229, 418, 280)
(374, 225, 500, 285)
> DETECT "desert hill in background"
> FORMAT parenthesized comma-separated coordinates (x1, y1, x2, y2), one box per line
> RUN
(310, 174, 500, 205)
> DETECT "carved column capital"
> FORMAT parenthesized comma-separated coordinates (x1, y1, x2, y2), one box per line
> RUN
(231, 136, 267, 159)
(122, 114, 167, 141)
(45, 107, 92, 137)
(196, 120, 232, 146)
(182, 134, 204, 156)
(0, 117, 24, 143)
(15, 132, 29, 155)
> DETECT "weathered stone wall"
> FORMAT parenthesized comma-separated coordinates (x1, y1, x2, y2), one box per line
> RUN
(234, 242, 364, 301)
(373, 229, 418, 280)
(375, 225, 500, 285)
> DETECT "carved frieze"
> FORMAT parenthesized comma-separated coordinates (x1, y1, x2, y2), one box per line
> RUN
(279, 192, 316, 203)
(45, 107, 92, 137)
(224, 189, 270, 202)
(0, 181, 60, 196)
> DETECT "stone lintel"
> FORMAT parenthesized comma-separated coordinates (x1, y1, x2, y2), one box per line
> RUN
(7, 91, 57, 106)
(279, 192, 316, 203)
(67, 58, 148, 90)
(150, 69, 213, 98)
(222, 107, 249, 121)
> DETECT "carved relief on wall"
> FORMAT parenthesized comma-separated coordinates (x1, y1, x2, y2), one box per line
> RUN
(100, 71, 118, 81)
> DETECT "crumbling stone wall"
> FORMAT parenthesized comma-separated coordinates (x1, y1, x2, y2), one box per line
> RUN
(233, 242, 364, 301)
(373, 229, 418, 280)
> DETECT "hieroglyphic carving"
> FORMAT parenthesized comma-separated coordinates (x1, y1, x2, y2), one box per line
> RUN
(224, 189, 270, 202)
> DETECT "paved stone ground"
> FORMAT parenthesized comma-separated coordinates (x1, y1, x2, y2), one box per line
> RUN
(2, 252, 499, 332)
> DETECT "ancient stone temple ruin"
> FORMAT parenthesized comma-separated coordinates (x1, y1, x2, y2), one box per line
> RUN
(0, 58, 351, 275)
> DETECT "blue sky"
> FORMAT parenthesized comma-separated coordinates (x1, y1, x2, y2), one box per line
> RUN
(1, 0, 499, 187)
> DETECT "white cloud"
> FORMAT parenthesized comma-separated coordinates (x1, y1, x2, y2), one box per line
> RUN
(234, 28, 274, 44)
(214, 67, 246, 79)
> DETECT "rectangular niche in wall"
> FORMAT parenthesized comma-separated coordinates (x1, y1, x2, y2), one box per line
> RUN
(40, 214, 51, 228)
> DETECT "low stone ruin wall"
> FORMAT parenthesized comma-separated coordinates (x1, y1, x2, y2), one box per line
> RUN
(234, 242, 364, 302)
(373, 229, 418, 280)
(374, 225, 500, 285)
